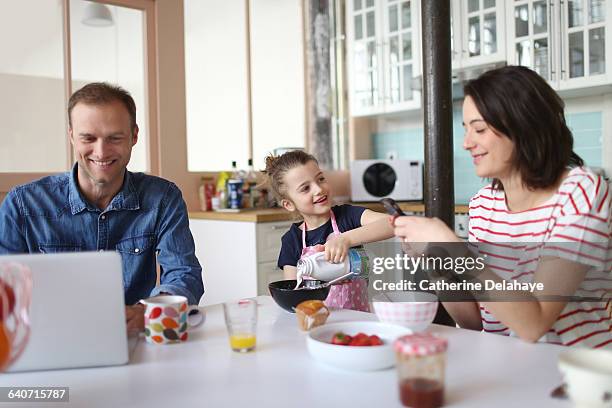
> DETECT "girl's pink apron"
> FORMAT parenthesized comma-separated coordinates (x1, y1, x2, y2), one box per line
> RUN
(299, 210, 370, 312)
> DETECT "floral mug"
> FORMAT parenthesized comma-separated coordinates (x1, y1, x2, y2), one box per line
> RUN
(139, 295, 203, 345)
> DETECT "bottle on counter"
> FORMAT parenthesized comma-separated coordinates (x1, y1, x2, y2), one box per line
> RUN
(296, 248, 371, 282)
(231, 161, 239, 179)
(198, 176, 216, 211)
(231, 160, 246, 181)
(227, 180, 243, 209)
(245, 158, 261, 208)
(215, 171, 232, 210)
(228, 160, 246, 210)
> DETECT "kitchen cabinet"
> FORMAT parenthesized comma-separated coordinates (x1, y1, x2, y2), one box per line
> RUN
(249, 0, 305, 169)
(452, 0, 507, 69)
(346, 0, 422, 116)
(506, 0, 612, 91)
(184, 0, 305, 171)
(255, 221, 294, 293)
(184, 0, 250, 171)
(190, 218, 293, 306)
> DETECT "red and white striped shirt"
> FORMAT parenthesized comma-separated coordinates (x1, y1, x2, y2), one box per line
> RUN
(469, 167, 611, 348)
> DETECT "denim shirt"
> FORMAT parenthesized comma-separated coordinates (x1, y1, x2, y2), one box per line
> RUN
(0, 165, 204, 305)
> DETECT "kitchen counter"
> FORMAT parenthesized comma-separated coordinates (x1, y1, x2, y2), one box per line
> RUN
(189, 208, 296, 222)
(0, 296, 567, 407)
(189, 203, 470, 223)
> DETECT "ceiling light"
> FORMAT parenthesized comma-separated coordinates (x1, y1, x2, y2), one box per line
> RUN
(82, 3, 114, 27)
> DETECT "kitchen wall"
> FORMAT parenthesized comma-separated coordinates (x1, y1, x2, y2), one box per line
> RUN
(370, 93, 610, 204)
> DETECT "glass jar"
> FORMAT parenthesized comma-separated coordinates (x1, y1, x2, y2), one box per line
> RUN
(394, 333, 448, 408)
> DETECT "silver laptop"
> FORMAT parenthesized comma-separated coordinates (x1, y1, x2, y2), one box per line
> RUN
(1, 251, 129, 372)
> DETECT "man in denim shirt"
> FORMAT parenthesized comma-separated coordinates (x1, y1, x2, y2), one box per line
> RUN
(0, 83, 204, 333)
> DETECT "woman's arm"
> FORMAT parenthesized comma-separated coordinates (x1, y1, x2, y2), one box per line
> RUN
(324, 210, 395, 263)
(283, 265, 297, 280)
(440, 301, 482, 331)
(393, 215, 591, 342)
(478, 257, 588, 342)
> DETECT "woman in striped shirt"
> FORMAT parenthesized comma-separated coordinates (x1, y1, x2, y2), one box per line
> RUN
(393, 66, 611, 348)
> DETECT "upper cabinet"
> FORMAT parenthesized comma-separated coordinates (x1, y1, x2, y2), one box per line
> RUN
(452, 0, 507, 69)
(506, 0, 612, 91)
(345, 0, 611, 118)
(249, 0, 305, 169)
(184, 0, 305, 171)
(346, 0, 421, 116)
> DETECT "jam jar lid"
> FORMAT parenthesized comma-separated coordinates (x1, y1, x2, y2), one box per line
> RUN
(394, 333, 448, 356)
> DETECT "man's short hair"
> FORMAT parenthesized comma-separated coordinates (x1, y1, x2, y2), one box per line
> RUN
(68, 82, 137, 130)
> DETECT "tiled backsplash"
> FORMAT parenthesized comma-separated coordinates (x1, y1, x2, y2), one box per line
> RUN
(567, 112, 604, 168)
(372, 110, 603, 204)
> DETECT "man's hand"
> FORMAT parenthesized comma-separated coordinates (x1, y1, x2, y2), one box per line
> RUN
(324, 234, 351, 263)
(125, 304, 145, 336)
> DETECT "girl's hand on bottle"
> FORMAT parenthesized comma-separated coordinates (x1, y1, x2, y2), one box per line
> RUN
(324, 235, 350, 264)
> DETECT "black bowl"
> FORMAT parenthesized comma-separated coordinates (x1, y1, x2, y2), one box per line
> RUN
(268, 280, 330, 313)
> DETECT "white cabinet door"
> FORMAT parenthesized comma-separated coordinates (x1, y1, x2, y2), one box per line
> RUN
(256, 221, 294, 262)
(184, 0, 250, 171)
(451, 1, 464, 69)
(191, 218, 292, 304)
(507, 0, 612, 91)
(457, 0, 507, 68)
(346, 0, 421, 116)
(381, 0, 421, 112)
(257, 261, 285, 295)
(249, 0, 306, 169)
(506, 0, 557, 84)
(190, 219, 258, 306)
(347, 0, 385, 116)
(558, 0, 612, 90)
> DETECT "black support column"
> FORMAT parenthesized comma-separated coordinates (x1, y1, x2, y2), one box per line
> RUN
(421, 0, 455, 326)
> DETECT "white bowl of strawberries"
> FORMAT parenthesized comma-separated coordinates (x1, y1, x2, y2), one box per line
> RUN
(306, 321, 411, 371)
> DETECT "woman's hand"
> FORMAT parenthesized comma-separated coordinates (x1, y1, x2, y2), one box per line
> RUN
(324, 234, 351, 263)
(393, 216, 460, 243)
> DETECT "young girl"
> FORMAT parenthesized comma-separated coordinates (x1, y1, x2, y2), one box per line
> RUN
(265, 151, 394, 312)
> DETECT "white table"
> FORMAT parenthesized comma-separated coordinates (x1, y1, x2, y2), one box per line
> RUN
(0, 296, 571, 407)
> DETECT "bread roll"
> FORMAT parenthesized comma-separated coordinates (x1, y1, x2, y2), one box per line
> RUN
(295, 300, 330, 331)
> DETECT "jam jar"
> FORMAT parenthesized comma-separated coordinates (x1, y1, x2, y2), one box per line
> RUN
(394, 333, 448, 408)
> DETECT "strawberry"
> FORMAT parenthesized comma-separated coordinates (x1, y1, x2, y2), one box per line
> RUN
(331, 331, 384, 346)
(369, 335, 383, 346)
(349, 337, 371, 346)
(331, 332, 352, 346)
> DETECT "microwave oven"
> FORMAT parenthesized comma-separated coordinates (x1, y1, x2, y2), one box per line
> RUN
(350, 159, 423, 202)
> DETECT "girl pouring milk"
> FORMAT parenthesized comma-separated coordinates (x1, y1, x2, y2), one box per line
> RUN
(265, 151, 394, 312)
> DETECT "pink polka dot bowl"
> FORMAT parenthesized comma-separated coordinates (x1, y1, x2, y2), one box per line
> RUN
(372, 291, 438, 332)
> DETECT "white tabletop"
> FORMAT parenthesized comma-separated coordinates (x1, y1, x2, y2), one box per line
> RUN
(0, 296, 571, 408)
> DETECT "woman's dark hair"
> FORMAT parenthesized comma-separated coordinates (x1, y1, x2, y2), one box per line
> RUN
(463, 65, 583, 190)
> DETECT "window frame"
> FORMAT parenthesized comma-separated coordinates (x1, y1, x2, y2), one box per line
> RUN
(0, 0, 159, 195)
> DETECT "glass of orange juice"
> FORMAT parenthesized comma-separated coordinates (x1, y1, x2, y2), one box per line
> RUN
(223, 299, 257, 353)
